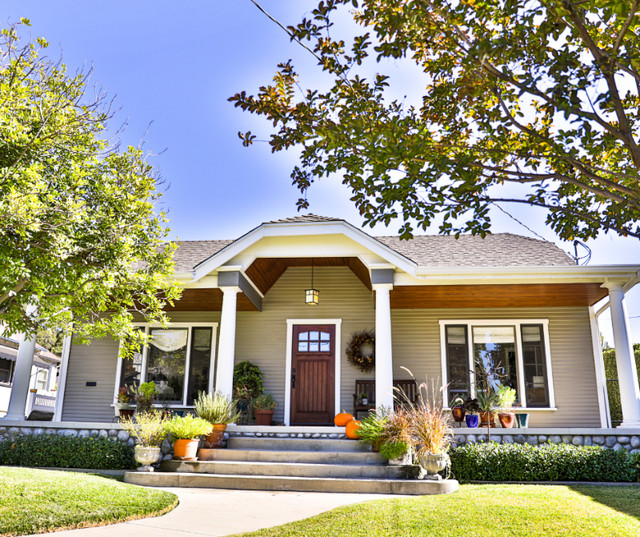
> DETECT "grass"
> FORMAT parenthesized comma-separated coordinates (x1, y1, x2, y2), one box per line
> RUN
(0, 466, 178, 536)
(234, 484, 640, 537)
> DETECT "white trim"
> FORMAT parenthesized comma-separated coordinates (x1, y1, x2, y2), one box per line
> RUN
(284, 318, 342, 427)
(439, 323, 448, 403)
(589, 306, 611, 428)
(208, 325, 219, 394)
(439, 319, 555, 410)
(52, 335, 72, 422)
(112, 322, 218, 408)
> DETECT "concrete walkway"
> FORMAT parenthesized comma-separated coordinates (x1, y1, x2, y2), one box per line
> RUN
(45, 488, 400, 537)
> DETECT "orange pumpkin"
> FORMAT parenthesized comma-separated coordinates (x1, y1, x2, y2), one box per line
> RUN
(345, 419, 361, 439)
(334, 411, 354, 427)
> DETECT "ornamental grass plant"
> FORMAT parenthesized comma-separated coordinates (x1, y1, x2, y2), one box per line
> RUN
(194, 391, 241, 424)
(120, 410, 168, 447)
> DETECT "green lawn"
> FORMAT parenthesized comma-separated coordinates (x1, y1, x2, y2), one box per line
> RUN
(0, 466, 178, 536)
(234, 484, 640, 537)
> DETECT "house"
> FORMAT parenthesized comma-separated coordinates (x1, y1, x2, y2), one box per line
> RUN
(0, 334, 60, 419)
(4, 215, 640, 430)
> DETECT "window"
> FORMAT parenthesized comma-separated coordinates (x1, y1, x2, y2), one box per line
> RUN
(441, 320, 554, 408)
(297, 330, 331, 353)
(0, 358, 13, 385)
(115, 324, 217, 407)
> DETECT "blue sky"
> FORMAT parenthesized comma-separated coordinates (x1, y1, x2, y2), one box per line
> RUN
(4, 1, 639, 344)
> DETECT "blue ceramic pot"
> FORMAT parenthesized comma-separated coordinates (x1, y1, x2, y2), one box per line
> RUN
(465, 414, 479, 428)
(516, 413, 530, 428)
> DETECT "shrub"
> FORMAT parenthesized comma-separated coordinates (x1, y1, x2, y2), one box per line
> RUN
(165, 414, 212, 440)
(253, 392, 278, 411)
(194, 391, 241, 424)
(603, 344, 640, 425)
(0, 434, 135, 470)
(450, 442, 640, 483)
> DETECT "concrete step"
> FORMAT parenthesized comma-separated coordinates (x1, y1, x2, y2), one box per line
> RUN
(227, 437, 368, 452)
(161, 459, 402, 479)
(196, 448, 384, 465)
(125, 471, 458, 495)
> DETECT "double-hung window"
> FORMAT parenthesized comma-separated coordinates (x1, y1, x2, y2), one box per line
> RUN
(114, 323, 218, 407)
(440, 320, 555, 409)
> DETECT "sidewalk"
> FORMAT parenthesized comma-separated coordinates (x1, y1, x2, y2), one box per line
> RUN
(44, 487, 399, 537)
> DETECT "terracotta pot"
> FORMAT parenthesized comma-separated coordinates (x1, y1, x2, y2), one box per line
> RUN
(255, 410, 273, 426)
(202, 424, 227, 448)
(452, 406, 465, 423)
(118, 408, 135, 420)
(173, 438, 200, 460)
(479, 411, 497, 427)
(134, 445, 161, 471)
(498, 412, 516, 428)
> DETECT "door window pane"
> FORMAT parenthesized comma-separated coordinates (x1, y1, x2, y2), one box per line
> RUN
(297, 330, 331, 353)
(187, 328, 213, 405)
(521, 324, 549, 407)
(118, 328, 144, 393)
(147, 328, 188, 404)
(446, 325, 469, 403)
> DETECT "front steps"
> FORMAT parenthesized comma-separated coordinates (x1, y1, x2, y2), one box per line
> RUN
(124, 435, 458, 495)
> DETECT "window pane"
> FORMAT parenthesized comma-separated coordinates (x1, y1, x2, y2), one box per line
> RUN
(187, 327, 213, 405)
(298, 332, 309, 342)
(473, 326, 519, 398)
(309, 342, 319, 352)
(309, 331, 319, 341)
(320, 342, 330, 352)
(521, 324, 549, 407)
(0, 358, 13, 384)
(298, 342, 308, 352)
(320, 332, 330, 341)
(147, 328, 188, 404)
(446, 325, 470, 403)
(119, 328, 144, 393)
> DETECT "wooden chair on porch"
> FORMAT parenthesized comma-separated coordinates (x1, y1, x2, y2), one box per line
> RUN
(352, 378, 418, 419)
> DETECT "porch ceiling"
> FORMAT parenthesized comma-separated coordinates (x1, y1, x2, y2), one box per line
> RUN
(245, 257, 372, 294)
(164, 288, 259, 312)
(389, 283, 608, 308)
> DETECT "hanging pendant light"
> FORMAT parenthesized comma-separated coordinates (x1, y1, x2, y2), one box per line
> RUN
(305, 258, 319, 305)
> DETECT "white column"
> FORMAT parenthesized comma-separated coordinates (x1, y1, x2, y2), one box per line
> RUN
(605, 282, 640, 428)
(4, 331, 37, 421)
(215, 286, 240, 398)
(374, 283, 394, 412)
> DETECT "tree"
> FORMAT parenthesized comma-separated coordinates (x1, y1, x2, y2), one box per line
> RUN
(231, 0, 640, 240)
(0, 21, 179, 355)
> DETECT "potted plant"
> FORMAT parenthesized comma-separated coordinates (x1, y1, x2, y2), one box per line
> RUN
(233, 361, 264, 424)
(476, 390, 499, 429)
(462, 397, 480, 428)
(358, 391, 369, 406)
(380, 408, 412, 465)
(165, 414, 212, 460)
(450, 396, 466, 424)
(496, 385, 517, 428)
(120, 410, 168, 471)
(253, 392, 278, 425)
(135, 381, 159, 412)
(194, 391, 241, 449)
(115, 386, 136, 420)
(357, 408, 389, 452)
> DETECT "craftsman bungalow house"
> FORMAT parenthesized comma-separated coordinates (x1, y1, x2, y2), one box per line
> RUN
(11, 215, 640, 429)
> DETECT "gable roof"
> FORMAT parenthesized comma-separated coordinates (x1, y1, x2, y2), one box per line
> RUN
(170, 215, 575, 273)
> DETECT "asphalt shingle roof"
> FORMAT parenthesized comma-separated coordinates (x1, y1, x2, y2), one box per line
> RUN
(170, 216, 575, 272)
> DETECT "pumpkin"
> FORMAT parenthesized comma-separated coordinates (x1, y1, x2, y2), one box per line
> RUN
(334, 411, 354, 427)
(345, 419, 361, 439)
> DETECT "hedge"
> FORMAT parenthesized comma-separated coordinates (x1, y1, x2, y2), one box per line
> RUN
(603, 343, 640, 425)
(0, 435, 135, 470)
(450, 442, 640, 483)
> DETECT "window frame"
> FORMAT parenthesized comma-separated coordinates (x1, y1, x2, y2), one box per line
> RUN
(439, 319, 556, 410)
(113, 322, 218, 408)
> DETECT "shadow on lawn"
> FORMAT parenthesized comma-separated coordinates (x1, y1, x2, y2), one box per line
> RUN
(569, 485, 640, 521)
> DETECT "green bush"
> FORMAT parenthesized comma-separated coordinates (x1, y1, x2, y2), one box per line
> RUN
(0, 434, 135, 470)
(450, 442, 640, 483)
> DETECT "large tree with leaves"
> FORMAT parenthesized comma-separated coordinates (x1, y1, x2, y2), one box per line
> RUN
(0, 21, 179, 353)
(232, 0, 640, 240)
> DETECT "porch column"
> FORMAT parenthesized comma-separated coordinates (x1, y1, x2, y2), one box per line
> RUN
(215, 286, 240, 398)
(4, 315, 37, 421)
(604, 282, 640, 428)
(373, 282, 394, 411)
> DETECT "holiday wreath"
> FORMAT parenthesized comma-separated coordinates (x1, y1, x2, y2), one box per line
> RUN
(346, 330, 375, 372)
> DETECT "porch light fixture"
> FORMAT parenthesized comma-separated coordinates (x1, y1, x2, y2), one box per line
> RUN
(305, 258, 319, 306)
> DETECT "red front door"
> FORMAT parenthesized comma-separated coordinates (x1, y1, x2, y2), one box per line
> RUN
(290, 325, 335, 425)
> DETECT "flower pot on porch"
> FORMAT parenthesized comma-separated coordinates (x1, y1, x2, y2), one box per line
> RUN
(479, 411, 497, 427)
(202, 424, 227, 449)
(118, 407, 135, 420)
(418, 452, 449, 475)
(452, 406, 465, 423)
(465, 414, 479, 428)
(255, 410, 274, 426)
(173, 438, 200, 460)
(516, 413, 530, 428)
(498, 412, 516, 428)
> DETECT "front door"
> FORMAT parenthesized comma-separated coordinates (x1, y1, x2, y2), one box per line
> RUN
(290, 325, 335, 425)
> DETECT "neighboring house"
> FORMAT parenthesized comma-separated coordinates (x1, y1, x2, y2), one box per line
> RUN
(0, 335, 60, 419)
(6, 215, 640, 429)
